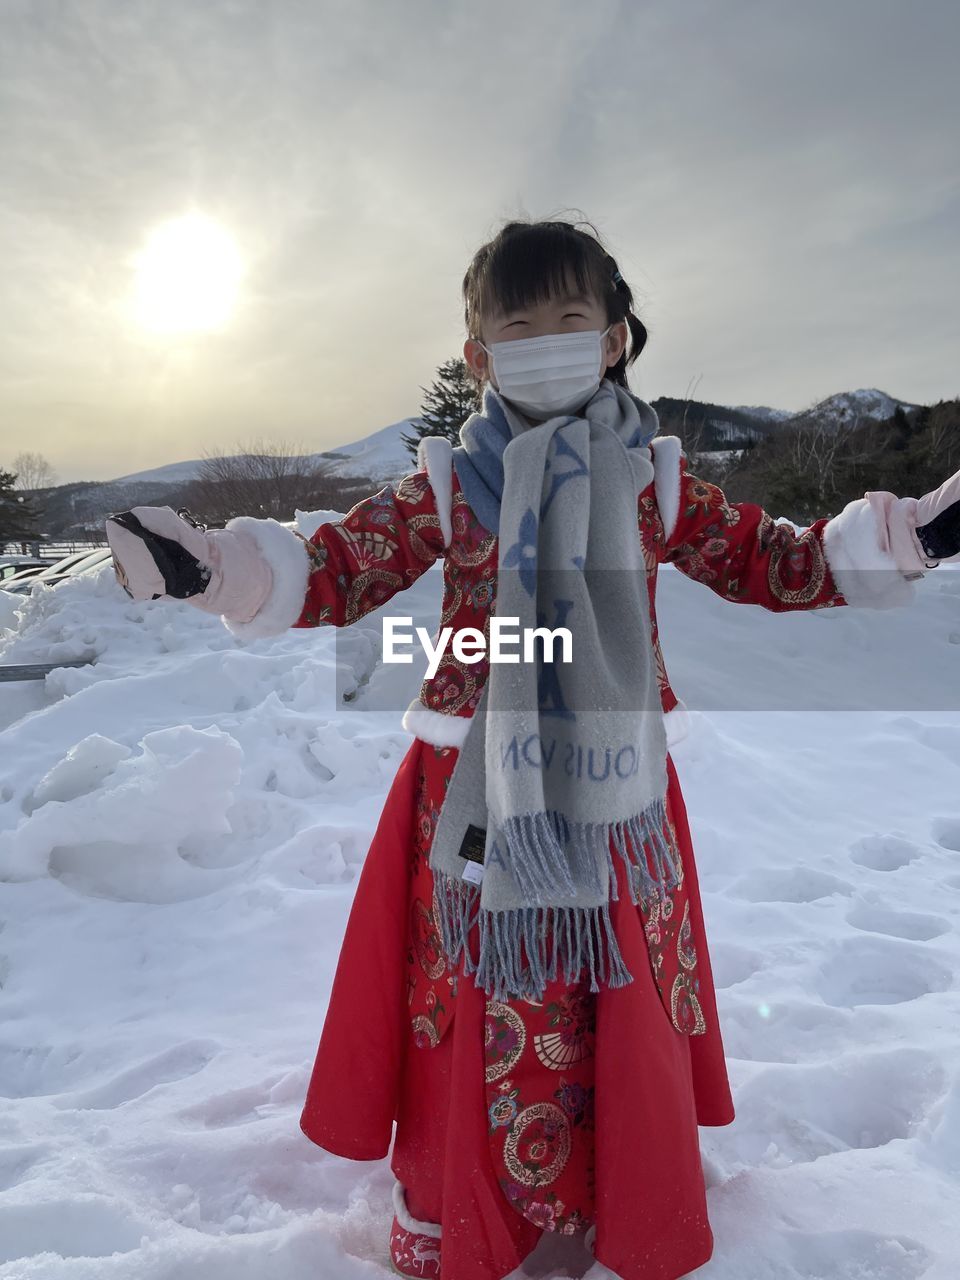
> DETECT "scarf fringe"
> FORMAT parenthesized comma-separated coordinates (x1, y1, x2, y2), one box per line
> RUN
(498, 795, 679, 906)
(434, 796, 681, 1002)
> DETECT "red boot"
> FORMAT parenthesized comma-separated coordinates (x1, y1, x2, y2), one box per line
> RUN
(389, 1179, 442, 1278)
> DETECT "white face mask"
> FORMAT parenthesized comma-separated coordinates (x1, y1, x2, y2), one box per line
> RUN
(478, 324, 616, 419)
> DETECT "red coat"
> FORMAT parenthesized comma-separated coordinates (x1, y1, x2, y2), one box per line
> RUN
(293, 439, 847, 1280)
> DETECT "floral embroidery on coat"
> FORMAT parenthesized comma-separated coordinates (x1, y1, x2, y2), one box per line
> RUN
(664, 474, 844, 611)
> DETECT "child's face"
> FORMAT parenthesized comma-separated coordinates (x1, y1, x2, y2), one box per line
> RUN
(463, 282, 627, 391)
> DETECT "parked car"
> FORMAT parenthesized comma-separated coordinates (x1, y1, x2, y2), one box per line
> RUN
(0, 558, 54, 584)
(3, 548, 112, 594)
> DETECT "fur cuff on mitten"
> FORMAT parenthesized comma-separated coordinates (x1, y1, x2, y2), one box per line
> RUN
(179, 524, 273, 623)
(216, 517, 312, 640)
(823, 468, 960, 609)
(822, 496, 918, 610)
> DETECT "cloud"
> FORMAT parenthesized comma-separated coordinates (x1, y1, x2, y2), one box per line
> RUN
(0, 0, 957, 482)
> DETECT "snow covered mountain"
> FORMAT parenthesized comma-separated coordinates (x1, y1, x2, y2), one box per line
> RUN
(729, 402, 795, 425)
(310, 417, 421, 483)
(108, 417, 422, 489)
(790, 387, 922, 430)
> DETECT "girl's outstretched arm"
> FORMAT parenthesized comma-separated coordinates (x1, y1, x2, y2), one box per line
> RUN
(105, 468, 447, 639)
(658, 457, 960, 613)
(288, 471, 447, 631)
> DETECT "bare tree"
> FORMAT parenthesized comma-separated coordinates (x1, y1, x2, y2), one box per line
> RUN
(179, 437, 349, 525)
(12, 451, 57, 490)
(722, 415, 877, 522)
(680, 374, 705, 457)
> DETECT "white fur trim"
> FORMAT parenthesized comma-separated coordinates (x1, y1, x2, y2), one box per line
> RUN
(416, 436, 454, 549)
(402, 696, 692, 749)
(392, 1180, 442, 1238)
(220, 517, 311, 639)
(663, 699, 691, 748)
(650, 436, 683, 542)
(822, 497, 917, 610)
(401, 698, 472, 747)
(584, 1223, 597, 1257)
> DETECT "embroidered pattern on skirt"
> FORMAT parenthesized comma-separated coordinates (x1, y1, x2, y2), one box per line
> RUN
(484, 976, 597, 1234)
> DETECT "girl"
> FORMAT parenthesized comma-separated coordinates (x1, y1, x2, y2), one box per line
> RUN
(106, 217, 960, 1280)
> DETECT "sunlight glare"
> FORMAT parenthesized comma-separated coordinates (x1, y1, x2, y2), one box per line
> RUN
(132, 213, 243, 335)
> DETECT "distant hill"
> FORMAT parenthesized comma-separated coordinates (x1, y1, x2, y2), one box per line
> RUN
(10, 417, 425, 542)
(5, 389, 930, 542)
(789, 388, 922, 430)
(109, 416, 421, 489)
(652, 387, 921, 453)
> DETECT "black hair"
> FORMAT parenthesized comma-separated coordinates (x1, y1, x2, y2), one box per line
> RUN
(462, 214, 648, 392)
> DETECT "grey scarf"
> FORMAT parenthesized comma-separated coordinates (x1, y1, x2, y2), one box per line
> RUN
(427, 379, 680, 1003)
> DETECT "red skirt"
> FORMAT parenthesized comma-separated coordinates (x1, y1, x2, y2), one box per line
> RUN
(300, 737, 735, 1280)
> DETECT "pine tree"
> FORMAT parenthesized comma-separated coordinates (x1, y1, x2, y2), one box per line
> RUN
(890, 404, 912, 452)
(0, 468, 42, 550)
(401, 357, 482, 457)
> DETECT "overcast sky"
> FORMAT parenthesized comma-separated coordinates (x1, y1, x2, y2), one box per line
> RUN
(1, 0, 957, 485)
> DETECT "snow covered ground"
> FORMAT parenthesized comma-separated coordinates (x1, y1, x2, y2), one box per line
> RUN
(0, 508, 958, 1280)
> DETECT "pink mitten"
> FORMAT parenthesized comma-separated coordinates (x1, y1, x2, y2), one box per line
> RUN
(865, 467, 960, 575)
(104, 506, 273, 623)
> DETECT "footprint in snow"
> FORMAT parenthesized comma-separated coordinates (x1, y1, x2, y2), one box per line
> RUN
(846, 904, 951, 942)
(0, 1041, 89, 1100)
(933, 817, 960, 853)
(0, 1143, 49, 1193)
(780, 1227, 932, 1280)
(719, 1046, 945, 1168)
(706, 941, 764, 990)
(53, 1039, 219, 1111)
(849, 833, 922, 872)
(730, 866, 854, 904)
(0, 1197, 149, 1266)
(815, 936, 952, 1008)
(719, 999, 852, 1066)
(918, 723, 960, 763)
(175, 1072, 296, 1129)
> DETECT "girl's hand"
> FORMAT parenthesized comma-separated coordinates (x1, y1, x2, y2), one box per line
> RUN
(865, 468, 960, 576)
(105, 506, 213, 601)
(104, 506, 273, 622)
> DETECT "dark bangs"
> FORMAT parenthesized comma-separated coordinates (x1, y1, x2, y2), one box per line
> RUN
(461, 216, 649, 389)
(464, 220, 615, 335)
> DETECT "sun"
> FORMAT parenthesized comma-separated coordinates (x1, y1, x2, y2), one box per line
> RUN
(132, 212, 244, 335)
